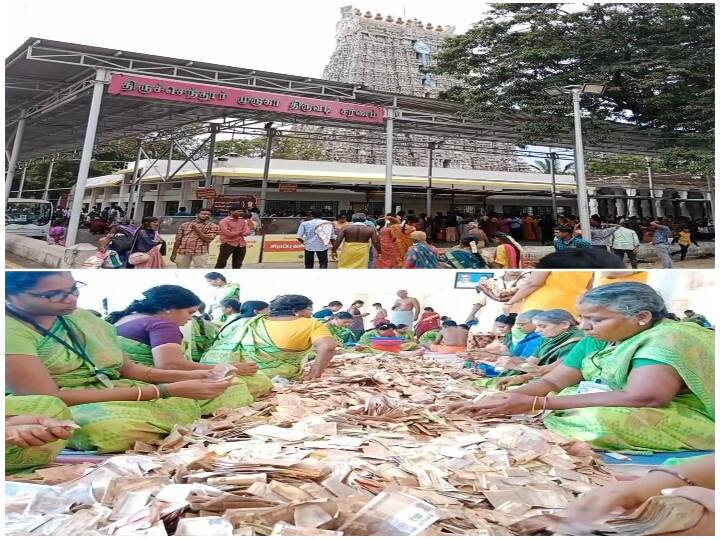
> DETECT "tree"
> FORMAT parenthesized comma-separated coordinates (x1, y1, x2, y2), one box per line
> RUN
(435, 3, 714, 171)
(528, 158, 574, 174)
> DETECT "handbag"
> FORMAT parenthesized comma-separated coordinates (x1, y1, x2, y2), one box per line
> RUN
(128, 251, 151, 266)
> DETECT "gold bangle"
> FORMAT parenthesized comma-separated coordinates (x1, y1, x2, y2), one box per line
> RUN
(151, 385, 160, 400)
(531, 396, 539, 414)
(542, 396, 549, 412)
(136, 387, 143, 401)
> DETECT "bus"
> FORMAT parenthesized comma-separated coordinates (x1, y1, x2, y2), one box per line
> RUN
(6, 198, 54, 238)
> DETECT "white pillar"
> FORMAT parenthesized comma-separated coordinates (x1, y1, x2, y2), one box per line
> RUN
(42, 159, 55, 200)
(5, 110, 26, 204)
(179, 179, 191, 211)
(132, 185, 146, 223)
(588, 188, 599, 216)
(384, 107, 395, 215)
(100, 187, 110, 210)
(614, 189, 626, 218)
(677, 190, 691, 218)
(654, 189, 665, 218)
(17, 166, 28, 198)
(88, 188, 98, 211)
(625, 189, 637, 217)
(66, 68, 108, 246)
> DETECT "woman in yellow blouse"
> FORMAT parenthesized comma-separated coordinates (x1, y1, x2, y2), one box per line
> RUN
(503, 271, 594, 318)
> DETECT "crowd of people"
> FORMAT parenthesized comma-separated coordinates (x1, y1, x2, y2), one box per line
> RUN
(4, 269, 716, 533)
(59, 204, 713, 270)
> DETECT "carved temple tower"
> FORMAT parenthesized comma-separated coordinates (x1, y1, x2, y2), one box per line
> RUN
(313, 6, 523, 171)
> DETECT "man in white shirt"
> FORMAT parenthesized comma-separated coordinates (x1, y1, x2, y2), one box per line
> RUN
(297, 210, 333, 269)
(610, 223, 641, 268)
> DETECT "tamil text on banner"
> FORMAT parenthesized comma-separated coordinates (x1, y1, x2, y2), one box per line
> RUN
(211, 195, 258, 215)
(160, 235, 262, 267)
(108, 74, 385, 125)
(262, 234, 305, 263)
(196, 187, 218, 199)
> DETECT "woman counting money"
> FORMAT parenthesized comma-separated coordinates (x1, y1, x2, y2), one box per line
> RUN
(450, 282, 714, 452)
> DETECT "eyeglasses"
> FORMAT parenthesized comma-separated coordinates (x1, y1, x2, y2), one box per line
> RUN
(24, 281, 86, 302)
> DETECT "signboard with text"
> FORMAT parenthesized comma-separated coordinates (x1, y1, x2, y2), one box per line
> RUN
(108, 74, 386, 125)
(211, 195, 258, 215)
(261, 234, 305, 263)
(278, 183, 298, 193)
(196, 187, 217, 199)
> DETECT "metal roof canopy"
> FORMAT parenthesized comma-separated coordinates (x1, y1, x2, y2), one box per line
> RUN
(6, 38, 678, 162)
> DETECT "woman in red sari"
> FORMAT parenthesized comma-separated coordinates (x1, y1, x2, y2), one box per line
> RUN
(415, 307, 441, 339)
(375, 216, 402, 269)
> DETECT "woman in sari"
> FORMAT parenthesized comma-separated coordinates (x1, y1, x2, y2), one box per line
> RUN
(403, 231, 443, 269)
(5, 395, 76, 473)
(183, 302, 221, 363)
(376, 216, 402, 269)
(5, 271, 245, 460)
(446, 237, 489, 269)
(128, 217, 166, 269)
(490, 232, 523, 269)
(326, 312, 357, 347)
(415, 307, 441, 339)
(451, 282, 714, 452)
(390, 216, 419, 261)
(521, 214, 538, 241)
(358, 323, 399, 346)
(488, 310, 585, 387)
(201, 295, 337, 381)
(205, 272, 240, 323)
(504, 271, 594, 319)
(109, 285, 269, 400)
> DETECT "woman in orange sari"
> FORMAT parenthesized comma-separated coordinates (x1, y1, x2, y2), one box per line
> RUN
(521, 214, 537, 241)
(390, 216, 419, 261)
(376, 216, 402, 269)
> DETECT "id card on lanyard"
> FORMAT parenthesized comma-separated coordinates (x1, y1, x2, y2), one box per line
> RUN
(576, 380, 611, 394)
(8, 309, 115, 388)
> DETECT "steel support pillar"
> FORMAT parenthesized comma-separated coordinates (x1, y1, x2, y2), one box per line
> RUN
(425, 141, 437, 217)
(549, 152, 558, 219)
(259, 123, 276, 216)
(66, 69, 108, 246)
(17, 166, 28, 198)
(646, 157, 656, 219)
(4, 109, 26, 204)
(384, 108, 395, 215)
(706, 173, 714, 220)
(42, 158, 55, 200)
(571, 89, 591, 240)
(204, 123, 219, 188)
(125, 142, 144, 221)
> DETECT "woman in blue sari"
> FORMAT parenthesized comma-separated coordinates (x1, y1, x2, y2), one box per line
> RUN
(403, 231, 444, 269)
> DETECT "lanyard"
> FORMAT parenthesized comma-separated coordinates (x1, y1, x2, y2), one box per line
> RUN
(7, 307, 115, 386)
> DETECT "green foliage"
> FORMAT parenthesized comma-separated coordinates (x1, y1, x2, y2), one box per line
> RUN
(528, 158, 574, 174)
(435, 3, 714, 171)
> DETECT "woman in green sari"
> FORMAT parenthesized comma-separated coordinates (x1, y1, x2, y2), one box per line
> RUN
(450, 282, 714, 452)
(5, 272, 240, 460)
(109, 286, 270, 400)
(205, 272, 240, 323)
(326, 312, 357, 347)
(201, 295, 337, 381)
(5, 395, 75, 473)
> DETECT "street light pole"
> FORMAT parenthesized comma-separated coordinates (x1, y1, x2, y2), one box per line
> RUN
(570, 88, 591, 241)
(549, 151, 558, 219)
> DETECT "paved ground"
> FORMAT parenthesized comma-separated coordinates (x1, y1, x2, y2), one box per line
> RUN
(5, 251, 714, 270)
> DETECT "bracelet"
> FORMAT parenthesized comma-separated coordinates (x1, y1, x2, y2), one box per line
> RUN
(150, 385, 161, 401)
(542, 395, 550, 412)
(647, 468, 696, 486)
(157, 384, 170, 398)
(135, 387, 143, 401)
(531, 396, 539, 414)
